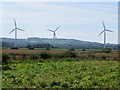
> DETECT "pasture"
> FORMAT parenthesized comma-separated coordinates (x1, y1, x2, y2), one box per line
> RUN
(1, 48, 119, 88)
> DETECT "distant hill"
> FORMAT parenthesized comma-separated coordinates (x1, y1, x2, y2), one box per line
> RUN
(0, 37, 118, 49)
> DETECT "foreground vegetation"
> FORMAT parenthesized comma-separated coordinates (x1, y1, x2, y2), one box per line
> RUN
(2, 49, 119, 88)
(2, 59, 119, 88)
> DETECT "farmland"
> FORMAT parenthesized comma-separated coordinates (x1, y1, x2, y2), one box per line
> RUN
(1, 48, 120, 88)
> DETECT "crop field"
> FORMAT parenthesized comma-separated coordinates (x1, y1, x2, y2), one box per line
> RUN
(1, 48, 120, 88)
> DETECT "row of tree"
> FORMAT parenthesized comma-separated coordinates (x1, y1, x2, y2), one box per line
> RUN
(1, 42, 118, 50)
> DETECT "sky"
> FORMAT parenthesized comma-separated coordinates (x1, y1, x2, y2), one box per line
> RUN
(1, 2, 118, 44)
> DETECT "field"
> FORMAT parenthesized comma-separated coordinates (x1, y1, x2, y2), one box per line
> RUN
(1, 48, 120, 88)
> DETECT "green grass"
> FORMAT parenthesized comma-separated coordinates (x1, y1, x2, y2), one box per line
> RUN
(2, 59, 119, 88)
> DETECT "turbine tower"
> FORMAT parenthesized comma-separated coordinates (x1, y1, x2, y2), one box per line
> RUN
(99, 20, 113, 49)
(48, 26, 60, 48)
(9, 19, 24, 47)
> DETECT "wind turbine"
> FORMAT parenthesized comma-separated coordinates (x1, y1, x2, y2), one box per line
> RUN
(48, 26, 60, 48)
(99, 20, 113, 49)
(9, 19, 24, 47)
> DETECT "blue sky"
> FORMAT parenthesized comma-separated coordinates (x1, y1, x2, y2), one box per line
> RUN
(1, 2, 118, 44)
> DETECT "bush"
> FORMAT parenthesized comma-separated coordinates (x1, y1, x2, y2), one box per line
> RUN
(21, 54, 27, 60)
(46, 48, 50, 50)
(101, 56, 107, 60)
(82, 49, 86, 51)
(2, 54, 10, 64)
(64, 51, 77, 58)
(40, 53, 51, 59)
(87, 54, 96, 59)
(29, 54, 39, 60)
(57, 51, 77, 58)
(69, 49, 75, 51)
(102, 48, 111, 53)
(11, 47, 19, 49)
(28, 48, 34, 50)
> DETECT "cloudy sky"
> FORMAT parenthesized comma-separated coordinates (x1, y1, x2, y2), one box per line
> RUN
(1, 2, 118, 44)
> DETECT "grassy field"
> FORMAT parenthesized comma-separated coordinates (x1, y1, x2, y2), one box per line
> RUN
(1, 48, 119, 88)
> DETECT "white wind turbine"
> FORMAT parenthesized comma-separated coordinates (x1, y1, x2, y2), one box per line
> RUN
(9, 19, 24, 47)
(48, 26, 60, 48)
(99, 21, 113, 49)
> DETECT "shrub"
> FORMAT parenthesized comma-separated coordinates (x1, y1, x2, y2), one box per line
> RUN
(87, 54, 96, 59)
(82, 49, 86, 51)
(101, 56, 107, 60)
(40, 53, 51, 59)
(46, 48, 50, 50)
(2, 54, 10, 64)
(102, 48, 111, 53)
(11, 47, 19, 49)
(12, 55, 17, 60)
(69, 49, 75, 51)
(64, 51, 77, 58)
(29, 54, 39, 60)
(28, 48, 34, 50)
(57, 51, 77, 58)
(21, 54, 27, 60)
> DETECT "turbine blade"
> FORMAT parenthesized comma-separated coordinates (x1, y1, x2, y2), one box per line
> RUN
(106, 29, 113, 32)
(9, 29, 15, 34)
(17, 28, 24, 31)
(55, 26, 60, 31)
(102, 20, 105, 29)
(48, 30, 54, 32)
(14, 19, 17, 28)
(99, 30, 105, 36)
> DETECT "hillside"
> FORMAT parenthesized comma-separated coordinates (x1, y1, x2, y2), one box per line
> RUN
(0, 37, 117, 49)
